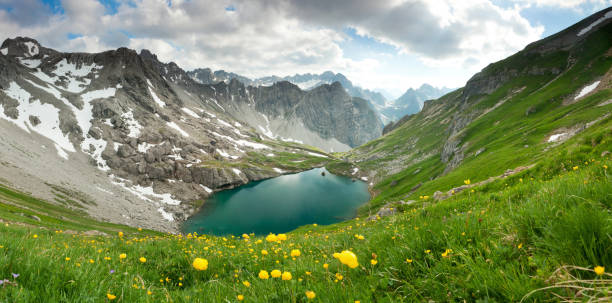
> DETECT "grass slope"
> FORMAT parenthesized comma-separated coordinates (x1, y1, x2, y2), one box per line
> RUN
(348, 21, 612, 215)
(0, 151, 610, 302)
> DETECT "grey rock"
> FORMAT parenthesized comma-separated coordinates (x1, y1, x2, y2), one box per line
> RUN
(28, 115, 40, 126)
(117, 145, 135, 158)
(88, 128, 102, 140)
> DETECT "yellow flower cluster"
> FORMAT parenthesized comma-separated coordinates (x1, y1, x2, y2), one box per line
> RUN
(265, 233, 288, 242)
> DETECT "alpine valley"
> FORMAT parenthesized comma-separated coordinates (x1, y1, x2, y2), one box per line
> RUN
(0, 4, 611, 303)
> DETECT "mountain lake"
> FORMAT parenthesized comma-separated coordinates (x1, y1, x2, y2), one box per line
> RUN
(182, 167, 370, 236)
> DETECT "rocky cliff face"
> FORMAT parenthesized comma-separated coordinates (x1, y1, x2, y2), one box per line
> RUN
(187, 69, 389, 123)
(0, 37, 342, 232)
(184, 71, 383, 151)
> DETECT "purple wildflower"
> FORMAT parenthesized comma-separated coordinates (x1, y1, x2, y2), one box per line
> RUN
(110, 269, 115, 274)
(11, 273, 19, 279)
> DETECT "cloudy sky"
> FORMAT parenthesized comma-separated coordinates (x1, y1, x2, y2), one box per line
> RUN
(1, 0, 610, 98)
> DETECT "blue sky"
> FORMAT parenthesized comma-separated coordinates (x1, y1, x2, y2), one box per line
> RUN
(1, 0, 610, 98)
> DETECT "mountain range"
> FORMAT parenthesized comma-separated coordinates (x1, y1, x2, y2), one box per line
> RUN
(187, 69, 451, 124)
(0, 37, 380, 231)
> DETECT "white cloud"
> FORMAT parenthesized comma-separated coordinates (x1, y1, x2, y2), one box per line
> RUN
(514, 0, 610, 8)
(1, 0, 590, 92)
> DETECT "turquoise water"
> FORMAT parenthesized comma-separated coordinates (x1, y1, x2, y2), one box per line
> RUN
(182, 167, 370, 236)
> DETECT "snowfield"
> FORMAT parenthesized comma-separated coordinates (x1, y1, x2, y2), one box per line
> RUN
(0, 82, 75, 159)
(574, 81, 600, 100)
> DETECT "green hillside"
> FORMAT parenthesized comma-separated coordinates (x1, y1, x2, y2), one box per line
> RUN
(347, 18, 612, 215)
(1, 7, 612, 303)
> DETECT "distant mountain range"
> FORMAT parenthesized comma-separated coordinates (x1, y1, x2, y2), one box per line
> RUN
(377, 84, 455, 123)
(187, 69, 452, 124)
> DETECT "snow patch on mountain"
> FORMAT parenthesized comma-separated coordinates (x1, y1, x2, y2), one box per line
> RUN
(55, 144, 69, 160)
(210, 131, 269, 150)
(575, 81, 600, 100)
(181, 107, 199, 118)
(578, 11, 612, 36)
(167, 121, 189, 137)
(0, 82, 75, 154)
(78, 86, 120, 170)
(147, 79, 166, 107)
(18, 58, 41, 68)
(158, 207, 174, 221)
(23, 41, 39, 57)
(30, 59, 101, 93)
(121, 110, 142, 138)
(307, 152, 328, 158)
(110, 175, 181, 206)
(199, 184, 213, 193)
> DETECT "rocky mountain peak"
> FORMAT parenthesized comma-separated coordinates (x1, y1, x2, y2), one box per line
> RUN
(1, 37, 44, 58)
(139, 49, 158, 61)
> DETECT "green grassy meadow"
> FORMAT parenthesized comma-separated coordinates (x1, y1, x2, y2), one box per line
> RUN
(0, 150, 610, 302)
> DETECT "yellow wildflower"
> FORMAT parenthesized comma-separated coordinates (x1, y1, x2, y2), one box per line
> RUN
(139, 257, 147, 263)
(305, 290, 316, 299)
(290, 249, 301, 257)
(192, 258, 208, 271)
(464, 179, 471, 185)
(266, 234, 278, 242)
(258, 270, 269, 279)
(271, 269, 282, 278)
(237, 295, 244, 301)
(594, 266, 605, 276)
(118, 232, 123, 237)
(119, 253, 127, 260)
(335, 272, 343, 280)
(261, 249, 268, 255)
(333, 250, 358, 268)
(242, 281, 250, 287)
(277, 234, 287, 241)
(107, 294, 116, 300)
(281, 271, 292, 280)
(371, 259, 378, 265)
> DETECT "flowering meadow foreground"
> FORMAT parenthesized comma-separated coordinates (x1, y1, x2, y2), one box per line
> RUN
(1, 153, 611, 302)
